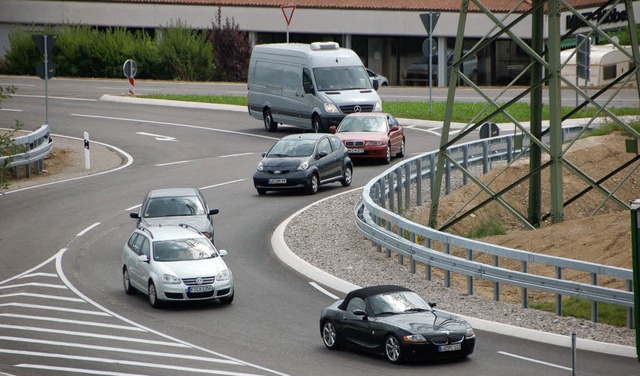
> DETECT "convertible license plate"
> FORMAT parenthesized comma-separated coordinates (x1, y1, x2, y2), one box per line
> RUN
(348, 148, 364, 154)
(438, 343, 462, 352)
(188, 285, 213, 293)
(268, 178, 287, 184)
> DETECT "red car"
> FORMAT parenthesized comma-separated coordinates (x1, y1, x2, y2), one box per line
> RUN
(330, 112, 405, 164)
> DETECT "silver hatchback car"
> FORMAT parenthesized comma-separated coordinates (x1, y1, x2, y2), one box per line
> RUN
(121, 224, 234, 308)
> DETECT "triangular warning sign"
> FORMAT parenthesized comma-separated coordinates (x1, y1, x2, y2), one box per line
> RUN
(281, 5, 296, 26)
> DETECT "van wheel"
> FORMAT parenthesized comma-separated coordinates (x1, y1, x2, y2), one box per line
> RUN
(263, 109, 277, 132)
(312, 115, 322, 133)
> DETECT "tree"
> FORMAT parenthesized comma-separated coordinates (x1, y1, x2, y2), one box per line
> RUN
(0, 85, 21, 191)
(208, 7, 252, 82)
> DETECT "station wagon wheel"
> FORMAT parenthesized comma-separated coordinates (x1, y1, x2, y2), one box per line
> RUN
(341, 165, 353, 187)
(122, 267, 136, 295)
(383, 143, 392, 164)
(312, 115, 322, 133)
(321, 320, 340, 350)
(263, 108, 277, 132)
(307, 173, 319, 194)
(148, 281, 162, 308)
(397, 138, 405, 158)
(385, 335, 404, 364)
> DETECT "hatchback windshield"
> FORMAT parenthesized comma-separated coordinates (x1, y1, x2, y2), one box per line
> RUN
(367, 291, 432, 315)
(267, 139, 316, 157)
(153, 238, 217, 261)
(143, 196, 206, 218)
(314, 66, 371, 91)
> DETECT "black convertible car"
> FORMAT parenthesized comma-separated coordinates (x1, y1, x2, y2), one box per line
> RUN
(319, 285, 475, 364)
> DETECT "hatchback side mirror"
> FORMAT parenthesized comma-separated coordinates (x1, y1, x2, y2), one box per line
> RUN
(318, 150, 328, 159)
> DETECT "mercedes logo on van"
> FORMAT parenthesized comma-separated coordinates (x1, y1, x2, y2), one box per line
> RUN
(354, 105, 362, 113)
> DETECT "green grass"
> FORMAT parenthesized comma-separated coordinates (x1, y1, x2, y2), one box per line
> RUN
(529, 297, 628, 327)
(141, 93, 640, 123)
(465, 218, 506, 238)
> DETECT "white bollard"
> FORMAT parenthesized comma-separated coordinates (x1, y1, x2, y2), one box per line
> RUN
(83, 131, 90, 170)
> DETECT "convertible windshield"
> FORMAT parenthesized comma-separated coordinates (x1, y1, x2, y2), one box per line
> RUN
(367, 291, 432, 315)
(337, 116, 387, 133)
(313, 66, 372, 91)
(267, 139, 316, 157)
(144, 196, 206, 218)
(153, 238, 216, 261)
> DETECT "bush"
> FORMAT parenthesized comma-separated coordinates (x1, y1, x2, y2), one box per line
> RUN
(208, 7, 251, 82)
(157, 20, 214, 81)
(3, 27, 41, 75)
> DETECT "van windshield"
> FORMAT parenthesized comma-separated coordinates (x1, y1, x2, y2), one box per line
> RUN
(313, 66, 371, 91)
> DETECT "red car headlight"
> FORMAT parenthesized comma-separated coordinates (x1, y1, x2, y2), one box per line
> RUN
(365, 141, 384, 146)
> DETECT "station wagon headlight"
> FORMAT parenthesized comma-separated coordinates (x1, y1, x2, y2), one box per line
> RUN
(256, 161, 264, 171)
(297, 160, 309, 171)
(374, 100, 382, 112)
(323, 103, 339, 113)
(403, 334, 427, 343)
(216, 269, 231, 281)
(161, 274, 181, 284)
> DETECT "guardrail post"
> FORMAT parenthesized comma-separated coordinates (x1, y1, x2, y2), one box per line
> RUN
(591, 273, 598, 323)
(404, 163, 411, 210)
(466, 249, 473, 295)
(556, 266, 563, 316)
(462, 145, 469, 186)
(396, 167, 403, 213)
(425, 237, 432, 281)
(445, 158, 452, 194)
(429, 154, 436, 201)
(444, 243, 451, 288)
(521, 261, 528, 308)
(627, 279, 633, 329)
(388, 175, 395, 213)
(482, 140, 490, 174)
(416, 158, 423, 206)
(494, 255, 500, 301)
(410, 232, 416, 273)
(397, 224, 404, 266)
(507, 137, 513, 163)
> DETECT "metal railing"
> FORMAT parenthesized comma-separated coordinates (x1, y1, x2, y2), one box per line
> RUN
(356, 126, 635, 327)
(0, 124, 53, 178)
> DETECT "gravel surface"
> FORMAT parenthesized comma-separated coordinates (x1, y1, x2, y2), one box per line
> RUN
(284, 189, 636, 348)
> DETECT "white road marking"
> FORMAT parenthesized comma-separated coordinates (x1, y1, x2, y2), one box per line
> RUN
(0, 315, 144, 331)
(0, 292, 84, 302)
(0, 282, 67, 290)
(18, 272, 57, 279)
(219, 152, 254, 158)
(309, 282, 339, 299)
(0, 108, 22, 112)
(17, 364, 149, 376)
(13, 94, 98, 102)
(136, 131, 177, 141)
(77, 222, 100, 236)
(0, 303, 107, 315)
(155, 160, 192, 166)
(200, 179, 245, 190)
(498, 351, 572, 371)
(126, 204, 142, 211)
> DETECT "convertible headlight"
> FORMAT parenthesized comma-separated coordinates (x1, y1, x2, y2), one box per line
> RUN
(403, 334, 427, 343)
(256, 161, 264, 172)
(365, 141, 384, 146)
(323, 103, 339, 113)
(216, 269, 231, 281)
(465, 327, 476, 339)
(297, 160, 309, 171)
(161, 274, 181, 284)
(374, 100, 382, 112)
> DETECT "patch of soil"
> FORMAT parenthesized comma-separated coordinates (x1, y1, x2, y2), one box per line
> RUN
(409, 132, 637, 303)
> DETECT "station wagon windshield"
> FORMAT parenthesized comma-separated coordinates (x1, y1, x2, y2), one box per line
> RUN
(314, 66, 371, 91)
(153, 238, 216, 262)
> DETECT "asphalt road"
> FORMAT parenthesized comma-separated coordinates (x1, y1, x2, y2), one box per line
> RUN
(0, 76, 638, 376)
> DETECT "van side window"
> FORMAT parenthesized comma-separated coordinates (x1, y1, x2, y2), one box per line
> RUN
(303, 68, 312, 88)
(254, 61, 280, 87)
(282, 64, 301, 90)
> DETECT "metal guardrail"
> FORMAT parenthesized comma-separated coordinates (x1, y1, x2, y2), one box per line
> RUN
(0, 124, 53, 178)
(356, 126, 635, 327)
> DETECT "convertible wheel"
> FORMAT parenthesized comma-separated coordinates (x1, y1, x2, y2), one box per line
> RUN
(321, 320, 340, 350)
(385, 335, 404, 364)
(263, 108, 277, 132)
(122, 267, 136, 295)
(307, 174, 319, 194)
(383, 143, 392, 164)
(397, 139, 405, 158)
(148, 281, 162, 308)
(341, 165, 353, 187)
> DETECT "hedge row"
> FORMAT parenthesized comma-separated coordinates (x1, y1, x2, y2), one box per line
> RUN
(1, 22, 217, 81)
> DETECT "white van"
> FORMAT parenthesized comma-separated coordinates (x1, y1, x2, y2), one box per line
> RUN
(247, 42, 382, 132)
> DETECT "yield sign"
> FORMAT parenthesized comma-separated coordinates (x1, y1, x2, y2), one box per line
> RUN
(281, 5, 296, 26)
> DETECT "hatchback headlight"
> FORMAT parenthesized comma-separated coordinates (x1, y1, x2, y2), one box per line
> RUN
(323, 103, 339, 113)
(216, 269, 231, 281)
(161, 274, 181, 284)
(256, 161, 264, 172)
(403, 334, 427, 343)
(297, 160, 309, 171)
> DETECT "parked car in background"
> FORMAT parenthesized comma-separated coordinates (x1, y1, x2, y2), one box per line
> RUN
(366, 68, 389, 87)
(319, 285, 476, 364)
(129, 188, 219, 243)
(121, 224, 234, 308)
(329, 112, 405, 164)
(252, 133, 353, 195)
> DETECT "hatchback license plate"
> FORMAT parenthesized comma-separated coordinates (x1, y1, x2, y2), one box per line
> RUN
(268, 178, 287, 184)
(438, 343, 461, 352)
(348, 148, 364, 154)
(188, 285, 213, 293)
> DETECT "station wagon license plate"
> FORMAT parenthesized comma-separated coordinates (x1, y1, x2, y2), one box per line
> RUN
(348, 148, 364, 154)
(438, 343, 461, 352)
(188, 285, 213, 293)
(268, 178, 287, 184)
